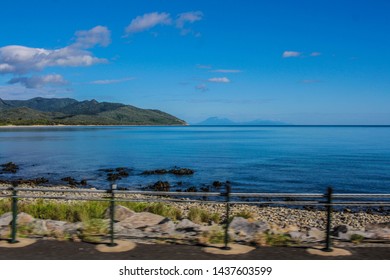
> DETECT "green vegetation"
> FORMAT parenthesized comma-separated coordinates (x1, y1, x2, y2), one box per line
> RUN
(234, 210, 254, 219)
(0, 199, 182, 222)
(79, 219, 109, 243)
(229, 210, 254, 223)
(350, 234, 365, 244)
(0, 97, 186, 126)
(265, 232, 292, 246)
(188, 207, 221, 224)
(199, 226, 228, 244)
(143, 202, 182, 221)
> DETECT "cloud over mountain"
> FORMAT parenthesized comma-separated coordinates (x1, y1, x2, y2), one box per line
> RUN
(0, 26, 110, 90)
(0, 26, 110, 76)
(8, 74, 67, 89)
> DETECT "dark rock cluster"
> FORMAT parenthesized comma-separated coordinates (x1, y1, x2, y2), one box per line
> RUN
(143, 181, 169, 192)
(0, 162, 19, 174)
(0, 177, 49, 186)
(99, 167, 131, 181)
(61, 177, 87, 187)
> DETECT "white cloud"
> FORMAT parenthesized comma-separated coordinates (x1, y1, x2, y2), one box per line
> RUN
(0, 26, 110, 76)
(125, 11, 203, 36)
(208, 77, 230, 83)
(310, 52, 321, 57)
(0, 84, 71, 99)
(72, 25, 111, 48)
(8, 74, 67, 88)
(89, 77, 135, 85)
(282, 51, 302, 58)
(211, 69, 242, 73)
(176, 11, 203, 35)
(125, 12, 172, 34)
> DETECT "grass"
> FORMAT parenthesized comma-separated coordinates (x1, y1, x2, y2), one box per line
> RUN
(199, 225, 229, 244)
(79, 218, 109, 243)
(350, 234, 365, 244)
(188, 207, 221, 224)
(265, 232, 292, 246)
(0, 199, 183, 222)
(233, 210, 254, 219)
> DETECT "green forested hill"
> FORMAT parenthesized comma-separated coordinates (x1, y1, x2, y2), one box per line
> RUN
(0, 97, 186, 126)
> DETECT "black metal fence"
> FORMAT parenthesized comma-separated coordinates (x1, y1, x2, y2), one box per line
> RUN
(1, 182, 390, 251)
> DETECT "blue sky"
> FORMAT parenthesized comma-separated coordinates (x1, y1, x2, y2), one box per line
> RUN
(0, 0, 389, 124)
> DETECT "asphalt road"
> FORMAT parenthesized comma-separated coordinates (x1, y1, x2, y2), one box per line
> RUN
(0, 240, 389, 260)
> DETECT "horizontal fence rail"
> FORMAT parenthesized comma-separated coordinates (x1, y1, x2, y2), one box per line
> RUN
(0, 184, 389, 250)
(2, 187, 390, 205)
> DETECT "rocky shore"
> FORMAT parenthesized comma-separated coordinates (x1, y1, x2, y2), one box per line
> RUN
(1, 183, 389, 246)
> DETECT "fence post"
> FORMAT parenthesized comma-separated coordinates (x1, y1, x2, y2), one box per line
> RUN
(108, 183, 117, 247)
(323, 187, 333, 252)
(222, 183, 231, 250)
(10, 181, 19, 244)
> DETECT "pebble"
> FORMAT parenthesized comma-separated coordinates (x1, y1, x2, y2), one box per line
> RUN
(1, 183, 389, 230)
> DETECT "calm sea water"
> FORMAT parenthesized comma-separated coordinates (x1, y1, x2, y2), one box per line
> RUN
(0, 126, 389, 193)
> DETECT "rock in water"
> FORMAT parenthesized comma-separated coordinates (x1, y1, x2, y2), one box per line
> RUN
(0, 162, 19, 173)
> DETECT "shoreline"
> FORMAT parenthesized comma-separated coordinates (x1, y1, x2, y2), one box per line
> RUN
(0, 124, 189, 128)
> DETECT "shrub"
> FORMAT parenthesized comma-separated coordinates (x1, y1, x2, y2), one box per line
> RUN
(233, 210, 254, 219)
(265, 232, 292, 246)
(188, 207, 221, 224)
(0, 199, 11, 215)
(79, 218, 109, 243)
(199, 226, 229, 244)
(0, 199, 182, 222)
(145, 202, 182, 221)
(350, 234, 365, 244)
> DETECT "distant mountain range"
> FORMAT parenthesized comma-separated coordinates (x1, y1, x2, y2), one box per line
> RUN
(194, 117, 288, 126)
(0, 97, 186, 126)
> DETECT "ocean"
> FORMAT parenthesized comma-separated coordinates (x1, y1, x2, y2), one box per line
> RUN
(0, 126, 389, 194)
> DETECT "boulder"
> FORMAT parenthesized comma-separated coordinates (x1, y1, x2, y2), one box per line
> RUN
(17, 212, 34, 225)
(45, 220, 67, 232)
(114, 224, 149, 238)
(229, 217, 269, 242)
(29, 219, 48, 235)
(282, 225, 300, 233)
(104, 205, 135, 222)
(118, 212, 166, 229)
(331, 224, 374, 241)
(365, 222, 390, 240)
(145, 220, 176, 235)
(307, 228, 325, 241)
(0, 226, 10, 238)
(0, 212, 34, 226)
(175, 219, 201, 232)
(288, 231, 306, 241)
(0, 212, 12, 226)
(332, 224, 351, 240)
